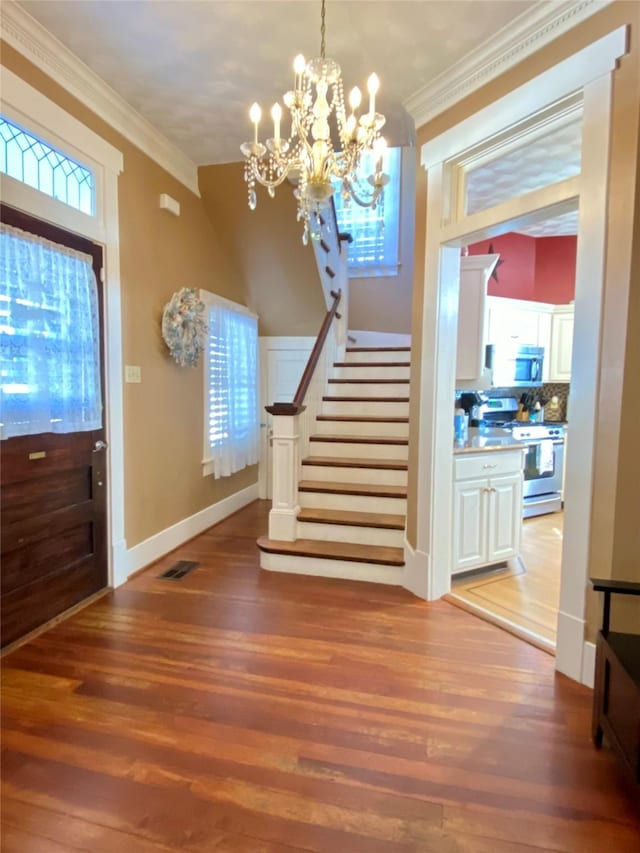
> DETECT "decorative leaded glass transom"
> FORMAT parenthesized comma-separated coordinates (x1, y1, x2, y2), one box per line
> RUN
(0, 115, 95, 216)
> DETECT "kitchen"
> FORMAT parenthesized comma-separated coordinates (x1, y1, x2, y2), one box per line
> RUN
(447, 226, 576, 652)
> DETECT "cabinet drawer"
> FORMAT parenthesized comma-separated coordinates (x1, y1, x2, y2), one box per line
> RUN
(455, 450, 523, 481)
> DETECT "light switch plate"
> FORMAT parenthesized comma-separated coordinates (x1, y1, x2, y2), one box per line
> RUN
(125, 365, 142, 383)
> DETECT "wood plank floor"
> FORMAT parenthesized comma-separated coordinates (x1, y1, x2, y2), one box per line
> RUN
(450, 512, 564, 649)
(2, 500, 639, 851)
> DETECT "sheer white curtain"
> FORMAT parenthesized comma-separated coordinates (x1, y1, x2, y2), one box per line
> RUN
(202, 291, 258, 479)
(0, 223, 102, 439)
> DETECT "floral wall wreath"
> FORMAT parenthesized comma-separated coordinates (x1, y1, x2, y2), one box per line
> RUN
(161, 287, 208, 367)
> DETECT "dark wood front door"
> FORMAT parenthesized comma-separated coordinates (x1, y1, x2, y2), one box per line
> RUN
(1, 205, 108, 648)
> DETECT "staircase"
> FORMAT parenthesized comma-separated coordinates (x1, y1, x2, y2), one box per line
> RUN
(258, 345, 410, 584)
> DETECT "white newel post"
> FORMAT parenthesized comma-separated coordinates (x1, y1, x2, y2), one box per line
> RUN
(266, 409, 302, 540)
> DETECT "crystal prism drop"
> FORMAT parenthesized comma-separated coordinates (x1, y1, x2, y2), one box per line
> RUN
(302, 224, 309, 246)
(268, 186, 275, 199)
(248, 190, 257, 211)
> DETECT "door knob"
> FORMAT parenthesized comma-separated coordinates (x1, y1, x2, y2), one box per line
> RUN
(94, 440, 108, 451)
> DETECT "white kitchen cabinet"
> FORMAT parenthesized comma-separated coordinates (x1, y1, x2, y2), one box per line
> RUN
(452, 450, 523, 575)
(549, 307, 574, 382)
(486, 296, 552, 350)
(456, 254, 499, 382)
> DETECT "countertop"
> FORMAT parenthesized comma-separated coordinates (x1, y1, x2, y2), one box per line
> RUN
(453, 427, 526, 455)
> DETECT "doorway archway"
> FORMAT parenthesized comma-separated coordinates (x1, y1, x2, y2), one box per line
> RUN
(410, 27, 627, 685)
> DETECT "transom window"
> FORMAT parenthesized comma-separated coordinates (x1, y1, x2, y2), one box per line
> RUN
(0, 115, 95, 216)
(333, 146, 401, 278)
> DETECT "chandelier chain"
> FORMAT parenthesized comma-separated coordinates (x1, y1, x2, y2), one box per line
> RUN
(320, 0, 326, 59)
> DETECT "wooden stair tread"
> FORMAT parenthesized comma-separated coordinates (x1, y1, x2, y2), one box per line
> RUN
(323, 396, 409, 402)
(346, 346, 411, 352)
(298, 508, 405, 530)
(316, 415, 409, 423)
(257, 537, 405, 566)
(311, 434, 408, 445)
(299, 480, 407, 498)
(302, 456, 408, 470)
(333, 361, 411, 368)
(328, 378, 410, 384)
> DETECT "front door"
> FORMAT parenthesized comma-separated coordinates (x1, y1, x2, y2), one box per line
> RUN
(0, 205, 108, 648)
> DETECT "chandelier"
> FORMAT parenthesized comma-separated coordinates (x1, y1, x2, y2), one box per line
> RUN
(240, 0, 389, 244)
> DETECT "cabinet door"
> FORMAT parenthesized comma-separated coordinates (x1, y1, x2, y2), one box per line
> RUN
(550, 311, 574, 381)
(486, 298, 552, 351)
(452, 478, 487, 574)
(486, 473, 522, 563)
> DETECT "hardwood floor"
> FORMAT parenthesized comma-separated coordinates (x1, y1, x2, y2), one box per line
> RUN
(2, 501, 638, 851)
(450, 512, 564, 650)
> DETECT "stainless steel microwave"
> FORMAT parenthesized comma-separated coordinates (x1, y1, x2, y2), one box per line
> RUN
(485, 344, 544, 387)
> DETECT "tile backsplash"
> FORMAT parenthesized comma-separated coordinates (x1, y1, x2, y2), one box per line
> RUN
(486, 383, 570, 422)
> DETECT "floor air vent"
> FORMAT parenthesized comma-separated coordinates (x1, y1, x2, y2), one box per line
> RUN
(158, 560, 199, 580)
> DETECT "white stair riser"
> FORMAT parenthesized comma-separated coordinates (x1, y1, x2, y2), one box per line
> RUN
(314, 419, 409, 437)
(296, 521, 405, 547)
(299, 490, 406, 514)
(309, 440, 408, 459)
(332, 365, 410, 381)
(260, 551, 403, 585)
(301, 464, 407, 486)
(327, 382, 410, 396)
(344, 351, 411, 363)
(322, 400, 409, 417)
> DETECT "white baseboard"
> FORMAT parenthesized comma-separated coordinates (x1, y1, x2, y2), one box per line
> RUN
(581, 640, 596, 689)
(111, 538, 128, 587)
(402, 538, 431, 600)
(120, 482, 259, 582)
(556, 609, 587, 684)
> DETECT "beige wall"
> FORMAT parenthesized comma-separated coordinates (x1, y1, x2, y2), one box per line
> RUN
(407, 2, 640, 640)
(1, 43, 257, 549)
(198, 162, 325, 337)
(348, 147, 416, 334)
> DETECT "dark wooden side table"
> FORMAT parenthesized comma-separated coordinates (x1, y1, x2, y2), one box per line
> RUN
(591, 578, 640, 791)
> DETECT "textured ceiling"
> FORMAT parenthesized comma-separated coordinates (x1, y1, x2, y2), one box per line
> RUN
(516, 210, 579, 237)
(18, 0, 537, 165)
(465, 118, 583, 216)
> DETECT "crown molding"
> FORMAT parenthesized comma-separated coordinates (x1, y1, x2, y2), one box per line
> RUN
(403, 0, 615, 129)
(0, 0, 200, 196)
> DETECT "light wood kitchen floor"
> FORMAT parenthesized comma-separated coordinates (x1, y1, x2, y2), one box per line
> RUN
(448, 511, 563, 652)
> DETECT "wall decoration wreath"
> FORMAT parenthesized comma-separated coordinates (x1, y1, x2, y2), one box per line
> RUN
(161, 287, 208, 367)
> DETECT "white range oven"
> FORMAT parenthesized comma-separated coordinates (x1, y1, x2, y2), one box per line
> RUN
(511, 423, 565, 518)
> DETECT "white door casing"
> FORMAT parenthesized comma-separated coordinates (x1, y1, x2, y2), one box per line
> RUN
(0, 67, 127, 586)
(415, 27, 627, 685)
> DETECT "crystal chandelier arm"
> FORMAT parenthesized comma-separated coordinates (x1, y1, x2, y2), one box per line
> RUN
(343, 174, 385, 208)
(247, 159, 295, 191)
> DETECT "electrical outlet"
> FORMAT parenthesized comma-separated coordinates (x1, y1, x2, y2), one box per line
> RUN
(125, 365, 142, 383)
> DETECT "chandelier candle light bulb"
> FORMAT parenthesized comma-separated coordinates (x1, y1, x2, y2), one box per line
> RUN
(240, 0, 389, 242)
(367, 73, 379, 118)
(271, 103, 282, 143)
(249, 102, 261, 144)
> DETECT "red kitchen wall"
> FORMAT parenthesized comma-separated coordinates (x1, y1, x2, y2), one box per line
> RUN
(534, 236, 577, 303)
(468, 233, 536, 300)
(468, 233, 576, 303)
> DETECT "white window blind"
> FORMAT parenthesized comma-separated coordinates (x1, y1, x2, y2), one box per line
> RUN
(333, 146, 401, 278)
(201, 291, 258, 479)
(0, 223, 102, 439)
